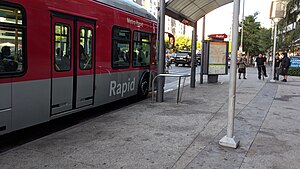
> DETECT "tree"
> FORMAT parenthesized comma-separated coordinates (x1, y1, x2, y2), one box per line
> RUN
(258, 28, 272, 53)
(240, 12, 272, 56)
(174, 35, 192, 51)
(240, 13, 260, 56)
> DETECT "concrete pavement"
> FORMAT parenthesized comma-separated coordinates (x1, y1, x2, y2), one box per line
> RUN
(0, 67, 300, 169)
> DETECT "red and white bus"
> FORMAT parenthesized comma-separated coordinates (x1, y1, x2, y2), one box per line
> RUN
(0, 0, 158, 135)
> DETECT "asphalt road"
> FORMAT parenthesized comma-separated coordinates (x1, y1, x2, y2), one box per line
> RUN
(164, 64, 199, 92)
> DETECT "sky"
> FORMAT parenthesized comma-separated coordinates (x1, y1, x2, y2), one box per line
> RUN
(197, 0, 273, 39)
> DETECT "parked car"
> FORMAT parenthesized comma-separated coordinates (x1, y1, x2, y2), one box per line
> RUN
(173, 51, 201, 66)
(174, 51, 199, 66)
(174, 51, 191, 66)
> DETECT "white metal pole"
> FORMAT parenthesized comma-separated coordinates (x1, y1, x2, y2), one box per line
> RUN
(200, 16, 205, 84)
(270, 21, 278, 82)
(219, 0, 240, 149)
(240, 0, 245, 54)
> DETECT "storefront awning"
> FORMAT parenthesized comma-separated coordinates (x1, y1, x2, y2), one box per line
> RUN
(166, 0, 233, 26)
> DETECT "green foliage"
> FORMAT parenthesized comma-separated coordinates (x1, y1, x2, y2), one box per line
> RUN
(174, 35, 192, 51)
(258, 28, 272, 53)
(240, 12, 272, 56)
(197, 41, 202, 50)
(288, 67, 300, 76)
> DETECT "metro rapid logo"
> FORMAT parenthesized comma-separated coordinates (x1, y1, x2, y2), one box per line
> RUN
(109, 78, 135, 97)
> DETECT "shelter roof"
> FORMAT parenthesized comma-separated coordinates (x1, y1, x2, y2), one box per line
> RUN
(166, 0, 233, 26)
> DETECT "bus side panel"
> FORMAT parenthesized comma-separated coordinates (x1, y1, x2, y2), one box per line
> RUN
(94, 70, 145, 106)
(11, 80, 50, 131)
(0, 82, 12, 135)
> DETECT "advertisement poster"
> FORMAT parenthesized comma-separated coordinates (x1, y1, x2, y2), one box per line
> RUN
(290, 57, 300, 68)
(208, 41, 227, 75)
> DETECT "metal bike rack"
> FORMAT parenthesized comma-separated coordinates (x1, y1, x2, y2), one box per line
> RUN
(151, 73, 190, 104)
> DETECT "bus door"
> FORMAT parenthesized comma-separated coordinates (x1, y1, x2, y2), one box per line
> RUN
(51, 16, 74, 115)
(75, 21, 94, 108)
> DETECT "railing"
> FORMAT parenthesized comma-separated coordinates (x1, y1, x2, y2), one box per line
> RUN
(151, 73, 190, 104)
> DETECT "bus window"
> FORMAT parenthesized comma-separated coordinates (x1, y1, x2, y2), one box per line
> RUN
(54, 23, 71, 71)
(0, 5, 25, 75)
(79, 27, 92, 70)
(133, 31, 151, 67)
(112, 26, 130, 68)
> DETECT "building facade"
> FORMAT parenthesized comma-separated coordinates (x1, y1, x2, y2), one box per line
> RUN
(131, 0, 193, 38)
(278, 0, 300, 55)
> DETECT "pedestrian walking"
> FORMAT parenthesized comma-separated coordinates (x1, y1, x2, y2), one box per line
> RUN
(256, 53, 268, 80)
(281, 52, 290, 82)
(238, 53, 247, 79)
(274, 53, 281, 81)
(165, 51, 171, 73)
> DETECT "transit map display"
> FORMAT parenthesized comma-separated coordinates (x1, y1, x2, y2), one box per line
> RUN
(208, 41, 228, 75)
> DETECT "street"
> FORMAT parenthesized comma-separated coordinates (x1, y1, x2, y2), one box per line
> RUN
(164, 64, 232, 92)
(164, 64, 200, 92)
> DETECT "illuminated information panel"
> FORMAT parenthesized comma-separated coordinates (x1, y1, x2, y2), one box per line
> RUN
(208, 41, 228, 75)
(290, 57, 300, 68)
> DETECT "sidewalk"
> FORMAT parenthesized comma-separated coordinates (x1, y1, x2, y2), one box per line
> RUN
(0, 67, 300, 169)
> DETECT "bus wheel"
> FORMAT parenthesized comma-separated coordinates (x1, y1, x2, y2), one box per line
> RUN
(138, 77, 149, 99)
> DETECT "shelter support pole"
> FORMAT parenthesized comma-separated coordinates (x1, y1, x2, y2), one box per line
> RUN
(200, 16, 205, 84)
(270, 22, 278, 83)
(157, 0, 166, 102)
(190, 22, 197, 88)
(219, 0, 240, 149)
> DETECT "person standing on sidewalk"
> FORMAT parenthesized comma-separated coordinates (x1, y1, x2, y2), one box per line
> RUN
(281, 52, 290, 82)
(256, 53, 268, 80)
(274, 53, 281, 81)
(238, 53, 247, 79)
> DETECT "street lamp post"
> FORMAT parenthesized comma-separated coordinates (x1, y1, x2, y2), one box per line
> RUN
(270, 20, 279, 83)
(270, 0, 287, 83)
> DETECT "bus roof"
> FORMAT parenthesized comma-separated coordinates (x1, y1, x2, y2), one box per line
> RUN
(94, 0, 157, 21)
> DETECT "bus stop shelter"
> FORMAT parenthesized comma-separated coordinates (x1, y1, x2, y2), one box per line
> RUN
(165, 0, 234, 87)
(157, 0, 240, 148)
(157, 0, 234, 99)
